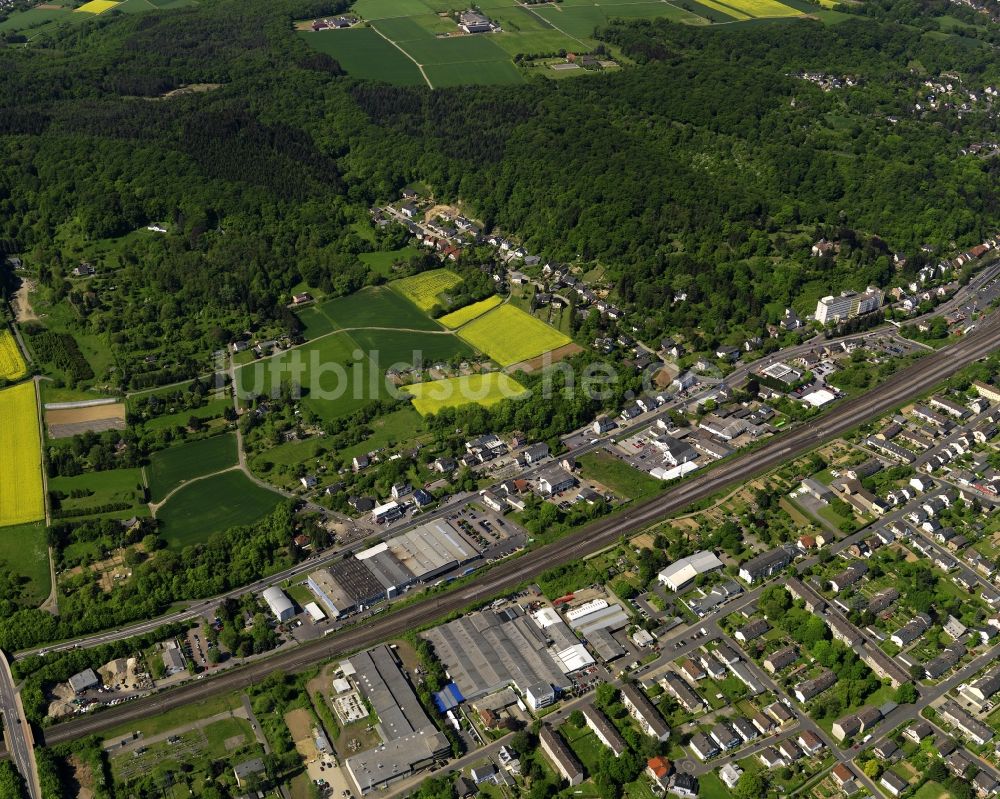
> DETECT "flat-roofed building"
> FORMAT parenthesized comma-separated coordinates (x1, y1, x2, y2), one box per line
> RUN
(385, 520, 481, 583)
(422, 607, 570, 701)
(355, 543, 416, 599)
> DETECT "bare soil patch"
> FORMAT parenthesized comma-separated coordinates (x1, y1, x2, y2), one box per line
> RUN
(285, 707, 313, 742)
(12, 278, 38, 322)
(68, 755, 95, 799)
(47, 403, 126, 438)
(423, 203, 461, 222)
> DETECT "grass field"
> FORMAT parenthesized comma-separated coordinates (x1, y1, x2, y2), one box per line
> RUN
(457, 304, 572, 366)
(136, 398, 232, 432)
(148, 433, 238, 503)
(0, 521, 50, 606)
(103, 692, 242, 740)
(391, 268, 463, 312)
(348, 328, 473, 367)
(0, 329, 27, 382)
(359, 246, 422, 277)
(0, 4, 72, 34)
(49, 468, 146, 518)
(0, 382, 44, 527)
(578, 451, 661, 500)
(236, 331, 390, 421)
(439, 296, 505, 328)
(156, 470, 283, 550)
(405, 372, 527, 415)
(297, 285, 444, 340)
(298, 29, 427, 86)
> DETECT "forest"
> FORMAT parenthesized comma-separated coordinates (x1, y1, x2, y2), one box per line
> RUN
(2, 0, 1000, 387)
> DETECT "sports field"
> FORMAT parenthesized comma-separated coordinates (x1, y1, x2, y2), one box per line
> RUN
(390, 268, 463, 312)
(148, 433, 238, 503)
(439, 295, 504, 329)
(0, 329, 27, 381)
(0, 382, 44, 527)
(458, 304, 572, 366)
(405, 372, 528, 414)
(156, 470, 283, 550)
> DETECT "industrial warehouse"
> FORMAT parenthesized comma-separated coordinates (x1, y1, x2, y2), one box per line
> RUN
(307, 519, 482, 617)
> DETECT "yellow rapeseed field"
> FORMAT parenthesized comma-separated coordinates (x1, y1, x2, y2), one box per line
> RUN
(457, 304, 572, 367)
(391, 268, 463, 312)
(405, 373, 528, 415)
(716, 0, 801, 16)
(438, 295, 504, 329)
(75, 0, 119, 13)
(0, 382, 44, 527)
(0, 329, 27, 382)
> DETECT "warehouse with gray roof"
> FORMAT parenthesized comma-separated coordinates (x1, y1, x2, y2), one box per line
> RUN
(422, 606, 570, 701)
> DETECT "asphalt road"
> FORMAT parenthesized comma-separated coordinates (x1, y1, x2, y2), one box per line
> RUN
(0, 653, 39, 797)
(38, 309, 1000, 747)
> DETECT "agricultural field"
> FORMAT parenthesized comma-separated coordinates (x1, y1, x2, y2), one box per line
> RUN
(45, 401, 126, 438)
(49, 467, 147, 519)
(297, 28, 427, 87)
(75, 0, 118, 11)
(300, 0, 808, 86)
(390, 268, 463, 312)
(457, 304, 572, 366)
(148, 433, 239, 503)
(438, 295, 504, 328)
(405, 372, 528, 415)
(0, 328, 27, 382)
(348, 327, 473, 368)
(296, 285, 443, 340)
(156, 470, 283, 550)
(0, 382, 44, 527)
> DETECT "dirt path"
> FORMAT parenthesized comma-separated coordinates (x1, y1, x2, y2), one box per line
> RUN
(148, 465, 242, 516)
(368, 24, 434, 88)
(12, 279, 38, 323)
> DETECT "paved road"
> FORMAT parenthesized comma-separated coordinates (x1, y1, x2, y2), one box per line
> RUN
(0, 653, 39, 798)
(37, 309, 1000, 747)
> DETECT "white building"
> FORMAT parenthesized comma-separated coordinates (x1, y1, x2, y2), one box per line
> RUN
(658, 551, 724, 592)
(262, 586, 295, 622)
(815, 287, 883, 325)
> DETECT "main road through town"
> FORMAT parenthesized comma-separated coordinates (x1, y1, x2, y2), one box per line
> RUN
(38, 309, 1000, 747)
